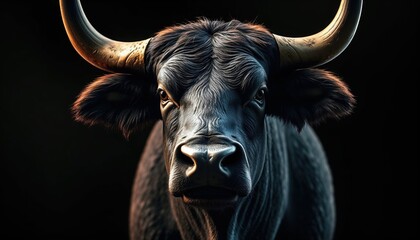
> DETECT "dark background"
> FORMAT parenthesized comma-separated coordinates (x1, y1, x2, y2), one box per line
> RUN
(1, 0, 418, 239)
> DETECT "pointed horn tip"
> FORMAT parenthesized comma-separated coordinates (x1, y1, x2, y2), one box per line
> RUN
(274, 0, 363, 70)
(60, 0, 151, 74)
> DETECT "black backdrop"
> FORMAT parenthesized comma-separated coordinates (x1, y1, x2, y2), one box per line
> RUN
(1, 0, 418, 239)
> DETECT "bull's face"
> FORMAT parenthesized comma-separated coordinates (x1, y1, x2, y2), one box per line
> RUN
(61, 0, 361, 209)
(143, 21, 283, 208)
(157, 52, 268, 207)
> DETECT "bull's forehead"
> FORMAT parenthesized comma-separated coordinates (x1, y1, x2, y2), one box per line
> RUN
(157, 53, 268, 102)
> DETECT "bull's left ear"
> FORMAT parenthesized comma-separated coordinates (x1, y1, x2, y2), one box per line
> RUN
(72, 73, 160, 138)
(267, 68, 355, 130)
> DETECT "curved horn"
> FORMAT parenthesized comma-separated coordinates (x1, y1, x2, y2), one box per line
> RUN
(274, 0, 363, 69)
(60, 0, 150, 73)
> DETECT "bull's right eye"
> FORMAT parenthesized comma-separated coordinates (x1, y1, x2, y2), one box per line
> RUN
(158, 89, 169, 102)
(157, 87, 179, 108)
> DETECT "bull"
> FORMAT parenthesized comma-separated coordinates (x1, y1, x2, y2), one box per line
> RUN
(60, 0, 362, 239)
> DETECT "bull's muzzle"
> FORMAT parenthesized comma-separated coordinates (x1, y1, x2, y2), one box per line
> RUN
(169, 136, 252, 208)
(180, 143, 237, 177)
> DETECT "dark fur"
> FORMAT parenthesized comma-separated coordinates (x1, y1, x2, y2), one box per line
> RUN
(146, 18, 278, 97)
(71, 18, 354, 239)
(130, 118, 335, 239)
(268, 68, 355, 130)
(72, 73, 159, 138)
(73, 19, 354, 133)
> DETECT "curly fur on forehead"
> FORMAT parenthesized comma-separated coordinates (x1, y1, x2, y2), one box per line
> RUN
(145, 17, 279, 92)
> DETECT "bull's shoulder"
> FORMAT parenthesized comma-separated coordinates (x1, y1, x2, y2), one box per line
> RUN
(285, 123, 327, 163)
(264, 116, 332, 190)
(279, 122, 336, 240)
(130, 121, 180, 240)
(264, 116, 327, 163)
(139, 121, 165, 163)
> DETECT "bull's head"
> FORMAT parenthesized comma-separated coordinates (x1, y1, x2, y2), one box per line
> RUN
(60, 0, 361, 209)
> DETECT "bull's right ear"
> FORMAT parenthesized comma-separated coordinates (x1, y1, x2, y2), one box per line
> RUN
(72, 73, 160, 138)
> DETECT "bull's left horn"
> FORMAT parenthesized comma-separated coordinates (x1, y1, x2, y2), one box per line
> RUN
(274, 0, 363, 69)
(60, 0, 150, 73)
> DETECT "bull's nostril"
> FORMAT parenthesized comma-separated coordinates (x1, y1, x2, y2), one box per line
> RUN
(220, 149, 241, 168)
(178, 143, 244, 177)
(177, 146, 196, 167)
(180, 154, 195, 166)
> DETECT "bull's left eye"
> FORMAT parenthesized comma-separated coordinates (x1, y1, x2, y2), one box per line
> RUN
(254, 88, 266, 103)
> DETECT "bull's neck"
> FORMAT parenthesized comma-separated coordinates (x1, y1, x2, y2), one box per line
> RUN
(227, 116, 290, 239)
(169, 197, 234, 240)
(208, 209, 235, 240)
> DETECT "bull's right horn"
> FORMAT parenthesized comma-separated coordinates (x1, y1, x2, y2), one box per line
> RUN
(274, 0, 363, 70)
(60, 0, 150, 74)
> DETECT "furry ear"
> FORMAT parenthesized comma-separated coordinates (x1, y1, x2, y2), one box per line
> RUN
(267, 68, 355, 130)
(72, 73, 160, 138)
